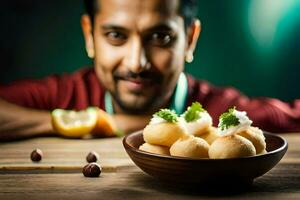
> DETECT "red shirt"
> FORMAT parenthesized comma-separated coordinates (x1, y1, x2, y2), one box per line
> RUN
(0, 67, 299, 133)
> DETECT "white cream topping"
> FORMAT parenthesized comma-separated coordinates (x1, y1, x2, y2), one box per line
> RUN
(184, 112, 213, 135)
(149, 116, 167, 125)
(218, 110, 253, 135)
(149, 116, 187, 133)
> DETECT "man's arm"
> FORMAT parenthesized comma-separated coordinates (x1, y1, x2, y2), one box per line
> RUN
(235, 97, 300, 133)
(0, 98, 55, 141)
(194, 79, 300, 132)
(0, 96, 150, 140)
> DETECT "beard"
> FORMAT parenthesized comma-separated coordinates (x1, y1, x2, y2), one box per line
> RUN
(111, 70, 164, 114)
(112, 91, 158, 114)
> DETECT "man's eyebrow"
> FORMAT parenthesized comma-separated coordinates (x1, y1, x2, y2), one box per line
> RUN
(100, 25, 129, 32)
(101, 22, 177, 33)
(146, 23, 176, 32)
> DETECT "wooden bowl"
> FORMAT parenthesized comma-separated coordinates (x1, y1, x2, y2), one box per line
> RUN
(123, 131, 288, 186)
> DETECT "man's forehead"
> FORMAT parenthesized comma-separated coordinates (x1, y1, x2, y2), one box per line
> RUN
(98, 0, 180, 14)
(96, 0, 182, 29)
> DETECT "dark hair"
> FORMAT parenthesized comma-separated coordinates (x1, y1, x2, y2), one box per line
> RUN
(83, 0, 198, 28)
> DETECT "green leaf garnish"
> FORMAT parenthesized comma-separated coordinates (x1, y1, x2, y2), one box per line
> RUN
(154, 109, 178, 123)
(182, 102, 206, 122)
(218, 107, 240, 131)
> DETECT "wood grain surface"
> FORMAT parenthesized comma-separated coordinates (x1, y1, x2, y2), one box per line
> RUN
(0, 137, 133, 172)
(0, 133, 299, 200)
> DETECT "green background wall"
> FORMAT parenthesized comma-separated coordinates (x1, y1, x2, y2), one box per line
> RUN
(1, 0, 299, 101)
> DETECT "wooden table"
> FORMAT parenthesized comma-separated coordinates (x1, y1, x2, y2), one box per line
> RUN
(0, 133, 299, 200)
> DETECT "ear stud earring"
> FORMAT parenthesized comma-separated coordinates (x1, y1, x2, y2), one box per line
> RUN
(87, 49, 94, 59)
(185, 51, 194, 63)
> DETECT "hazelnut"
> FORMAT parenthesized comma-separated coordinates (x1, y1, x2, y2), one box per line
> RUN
(86, 151, 99, 163)
(82, 162, 102, 177)
(30, 149, 43, 162)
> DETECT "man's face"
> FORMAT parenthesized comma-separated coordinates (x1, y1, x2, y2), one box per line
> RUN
(92, 0, 188, 113)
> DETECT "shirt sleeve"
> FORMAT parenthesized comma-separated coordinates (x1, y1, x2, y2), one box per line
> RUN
(0, 67, 102, 110)
(193, 79, 300, 133)
(0, 75, 60, 110)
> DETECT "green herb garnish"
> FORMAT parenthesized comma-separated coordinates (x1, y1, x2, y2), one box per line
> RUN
(154, 109, 178, 123)
(218, 107, 240, 131)
(182, 102, 206, 122)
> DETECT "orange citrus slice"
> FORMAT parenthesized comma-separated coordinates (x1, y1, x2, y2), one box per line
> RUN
(92, 108, 119, 137)
(51, 107, 98, 138)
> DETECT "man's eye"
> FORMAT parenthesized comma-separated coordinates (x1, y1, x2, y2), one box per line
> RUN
(148, 33, 174, 47)
(105, 31, 127, 46)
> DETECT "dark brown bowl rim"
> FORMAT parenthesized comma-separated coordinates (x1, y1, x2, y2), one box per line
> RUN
(123, 130, 288, 161)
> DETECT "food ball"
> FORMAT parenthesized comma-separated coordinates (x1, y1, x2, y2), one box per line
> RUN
(143, 122, 188, 147)
(209, 134, 256, 159)
(139, 143, 170, 155)
(236, 127, 266, 154)
(170, 135, 209, 158)
(197, 127, 220, 145)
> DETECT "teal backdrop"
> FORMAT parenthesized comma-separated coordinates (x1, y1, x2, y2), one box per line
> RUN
(1, 0, 299, 101)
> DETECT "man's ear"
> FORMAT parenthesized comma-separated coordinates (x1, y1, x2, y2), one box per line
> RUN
(185, 19, 201, 63)
(81, 14, 95, 59)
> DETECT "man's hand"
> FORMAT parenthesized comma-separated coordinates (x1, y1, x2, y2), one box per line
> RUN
(0, 98, 55, 141)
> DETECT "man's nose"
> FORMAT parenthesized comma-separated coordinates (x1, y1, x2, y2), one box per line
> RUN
(124, 38, 148, 73)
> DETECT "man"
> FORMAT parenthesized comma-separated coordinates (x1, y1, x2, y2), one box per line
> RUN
(0, 0, 299, 140)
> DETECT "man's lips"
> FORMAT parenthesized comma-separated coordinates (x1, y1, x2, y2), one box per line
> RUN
(118, 78, 155, 91)
(113, 71, 162, 92)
